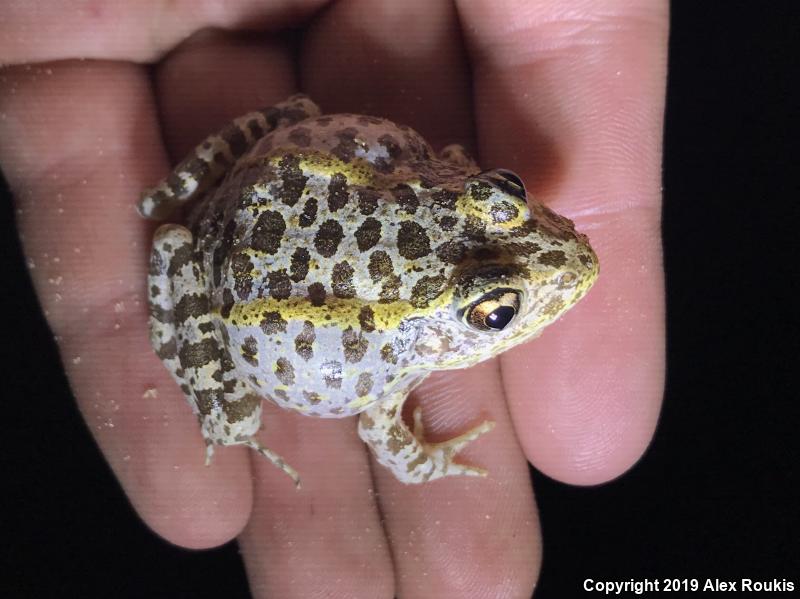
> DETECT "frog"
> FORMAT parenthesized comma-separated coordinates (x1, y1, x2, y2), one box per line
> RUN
(138, 94, 598, 487)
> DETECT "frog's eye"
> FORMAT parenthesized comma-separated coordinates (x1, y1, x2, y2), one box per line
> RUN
(461, 288, 522, 332)
(480, 169, 527, 201)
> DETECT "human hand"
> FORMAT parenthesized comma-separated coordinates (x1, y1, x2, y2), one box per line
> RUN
(0, 1, 667, 596)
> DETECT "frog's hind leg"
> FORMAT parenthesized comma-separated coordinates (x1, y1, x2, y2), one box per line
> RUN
(147, 224, 300, 486)
(138, 94, 321, 220)
(358, 392, 495, 484)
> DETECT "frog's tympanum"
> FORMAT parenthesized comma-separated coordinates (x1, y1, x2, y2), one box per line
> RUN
(139, 95, 598, 486)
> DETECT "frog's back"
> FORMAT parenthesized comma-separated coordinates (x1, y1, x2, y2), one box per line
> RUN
(186, 115, 473, 416)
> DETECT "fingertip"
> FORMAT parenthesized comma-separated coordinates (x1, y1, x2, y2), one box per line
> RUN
(125, 445, 254, 549)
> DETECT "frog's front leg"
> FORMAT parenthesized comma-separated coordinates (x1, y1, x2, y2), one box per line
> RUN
(138, 94, 320, 220)
(148, 224, 300, 486)
(358, 392, 495, 483)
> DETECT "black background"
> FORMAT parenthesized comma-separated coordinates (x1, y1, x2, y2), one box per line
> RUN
(1, 3, 797, 598)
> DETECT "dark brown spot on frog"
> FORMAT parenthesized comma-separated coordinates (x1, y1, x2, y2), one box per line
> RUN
(194, 388, 223, 415)
(274, 357, 295, 385)
(327, 173, 349, 212)
(179, 338, 221, 369)
(410, 275, 447, 308)
(331, 127, 360, 162)
(295, 321, 315, 361)
(437, 215, 458, 231)
(506, 241, 541, 257)
(181, 156, 211, 186)
(156, 338, 177, 360)
(368, 250, 394, 282)
(150, 284, 161, 298)
(490, 200, 520, 224)
(267, 269, 292, 300)
(321, 360, 343, 389)
(314, 219, 344, 258)
(260, 311, 287, 334)
(397, 221, 431, 259)
(277, 154, 308, 207)
(307, 282, 327, 307)
(379, 275, 401, 303)
(342, 326, 368, 363)
(358, 305, 376, 332)
(431, 189, 458, 210)
(331, 261, 356, 299)
(166, 171, 189, 197)
(356, 372, 373, 397)
(578, 253, 594, 269)
(538, 250, 567, 268)
(167, 244, 194, 277)
(220, 393, 261, 423)
(251, 210, 286, 254)
(378, 133, 402, 159)
(508, 219, 538, 239)
(386, 424, 412, 454)
(392, 184, 418, 214)
(230, 251, 254, 299)
(303, 390, 322, 405)
(355, 217, 381, 252)
(241, 336, 259, 366)
(464, 215, 487, 241)
(149, 304, 173, 324)
(220, 123, 248, 157)
(381, 343, 397, 364)
(198, 322, 215, 334)
(174, 293, 209, 322)
(299, 198, 318, 228)
(220, 288, 235, 319)
(212, 219, 235, 286)
(288, 126, 312, 147)
(149, 247, 165, 276)
(290, 247, 310, 282)
(357, 189, 380, 215)
(406, 453, 428, 473)
(247, 119, 264, 139)
(274, 388, 290, 401)
(435, 240, 467, 265)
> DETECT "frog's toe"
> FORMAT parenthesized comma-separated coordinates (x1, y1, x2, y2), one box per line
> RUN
(243, 437, 302, 488)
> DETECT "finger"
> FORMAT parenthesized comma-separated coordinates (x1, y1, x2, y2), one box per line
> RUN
(304, 1, 539, 596)
(152, 31, 394, 597)
(240, 406, 394, 599)
(0, 61, 253, 548)
(458, 0, 668, 483)
(0, 0, 329, 64)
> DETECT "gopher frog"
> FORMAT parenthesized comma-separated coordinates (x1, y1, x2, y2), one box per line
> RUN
(139, 95, 598, 486)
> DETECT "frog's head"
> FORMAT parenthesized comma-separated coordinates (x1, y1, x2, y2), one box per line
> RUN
(411, 169, 599, 369)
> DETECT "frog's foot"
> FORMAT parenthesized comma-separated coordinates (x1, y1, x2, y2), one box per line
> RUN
(358, 398, 495, 484)
(203, 420, 301, 488)
(411, 407, 495, 478)
(242, 437, 301, 488)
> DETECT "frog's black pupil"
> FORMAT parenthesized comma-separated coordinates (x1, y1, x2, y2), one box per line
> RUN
(485, 306, 516, 330)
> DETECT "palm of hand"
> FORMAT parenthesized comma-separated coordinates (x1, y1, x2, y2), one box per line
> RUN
(0, 1, 667, 596)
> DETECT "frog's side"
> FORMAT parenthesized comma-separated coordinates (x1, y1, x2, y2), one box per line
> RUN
(139, 95, 598, 486)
